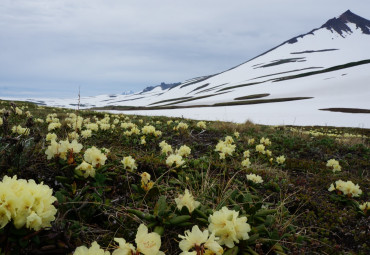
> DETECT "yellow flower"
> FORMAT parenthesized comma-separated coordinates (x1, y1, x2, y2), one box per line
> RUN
(175, 122, 188, 131)
(135, 224, 163, 255)
(179, 225, 223, 255)
(166, 154, 185, 168)
(76, 161, 96, 178)
(15, 107, 23, 115)
(359, 202, 370, 212)
(276, 155, 286, 165)
(140, 172, 154, 191)
(175, 189, 200, 213)
(266, 150, 272, 157)
(208, 207, 251, 248)
(196, 121, 207, 129)
(0, 175, 57, 231)
(328, 180, 362, 197)
(241, 158, 251, 168)
(326, 159, 341, 172)
(81, 129, 92, 139)
(255, 144, 265, 154)
(46, 133, 57, 142)
(215, 137, 236, 159)
(73, 241, 110, 255)
(113, 238, 136, 255)
(247, 138, 255, 145)
(48, 122, 61, 131)
(243, 150, 250, 158)
(246, 173, 263, 184)
(260, 137, 271, 146)
(84, 147, 107, 167)
(141, 136, 146, 145)
(142, 125, 156, 135)
(121, 156, 137, 171)
(176, 145, 191, 157)
(11, 125, 30, 135)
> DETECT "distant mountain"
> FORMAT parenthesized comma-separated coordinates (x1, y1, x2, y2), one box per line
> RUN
(121, 90, 135, 95)
(141, 82, 181, 93)
(6, 10, 370, 127)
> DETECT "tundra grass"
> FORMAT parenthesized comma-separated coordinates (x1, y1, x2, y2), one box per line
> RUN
(0, 99, 369, 254)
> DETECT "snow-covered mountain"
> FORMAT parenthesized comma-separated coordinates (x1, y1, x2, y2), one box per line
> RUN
(2, 10, 370, 127)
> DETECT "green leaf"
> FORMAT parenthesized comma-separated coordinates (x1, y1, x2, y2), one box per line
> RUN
(224, 246, 239, 255)
(154, 226, 164, 236)
(55, 191, 65, 203)
(167, 215, 191, 225)
(154, 196, 167, 217)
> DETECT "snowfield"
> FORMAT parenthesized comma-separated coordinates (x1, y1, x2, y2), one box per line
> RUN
(2, 11, 370, 128)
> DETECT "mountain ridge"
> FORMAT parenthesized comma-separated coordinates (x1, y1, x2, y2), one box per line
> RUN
(2, 10, 370, 127)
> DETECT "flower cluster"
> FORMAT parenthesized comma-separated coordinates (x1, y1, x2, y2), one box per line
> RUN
(45, 139, 83, 161)
(215, 136, 236, 159)
(15, 107, 23, 115)
(328, 180, 362, 197)
(0, 175, 57, 231)
(260, 137, 271, 146)
(81, 129, 92, 139)
(11, 125, 30, 135)
(48, 122, 62, 131)
(208, 207, 251, 248)
(241, 150, 251, 168)
(141, 125, 156, 135)
(175, 189, 200, 213)
(174, 122, 188, 131)
(246, 173, 263, 184)
(159, 140, 173, 155)
(326, 159, 341, 172)
(196, 121, 207, 129)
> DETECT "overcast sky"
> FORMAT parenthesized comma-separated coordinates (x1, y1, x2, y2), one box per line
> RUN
(0, 0, 369, 98)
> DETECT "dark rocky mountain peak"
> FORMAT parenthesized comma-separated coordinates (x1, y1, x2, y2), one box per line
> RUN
(321, 10, 370, 36)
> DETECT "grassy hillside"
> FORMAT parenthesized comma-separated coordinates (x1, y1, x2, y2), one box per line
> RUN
(0, 99, 369, 255)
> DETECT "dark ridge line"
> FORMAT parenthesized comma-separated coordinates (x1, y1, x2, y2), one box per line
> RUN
(187, 83, 210, 94)
(291, 49, 339, 54)
(149, 96, 193, 106)
(255, 57, 306, 68)
(319, 108, 370, 114)
(90, 97, 313, 111)
(107, 97, 146, 103)
(234, 93, 270, 100)
(249, 67, 323, 81)
(163, 92, 229, 106)
(194, 83, 229, 95)
(273, 59, 370, 82)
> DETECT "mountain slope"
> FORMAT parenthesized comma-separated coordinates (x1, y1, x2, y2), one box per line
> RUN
(3, 10, 370, 127)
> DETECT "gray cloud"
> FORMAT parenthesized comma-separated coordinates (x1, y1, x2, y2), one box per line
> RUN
(0, 0, 369, 97)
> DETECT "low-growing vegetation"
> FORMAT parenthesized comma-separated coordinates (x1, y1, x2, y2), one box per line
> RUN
(0, 99, 369, 254)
